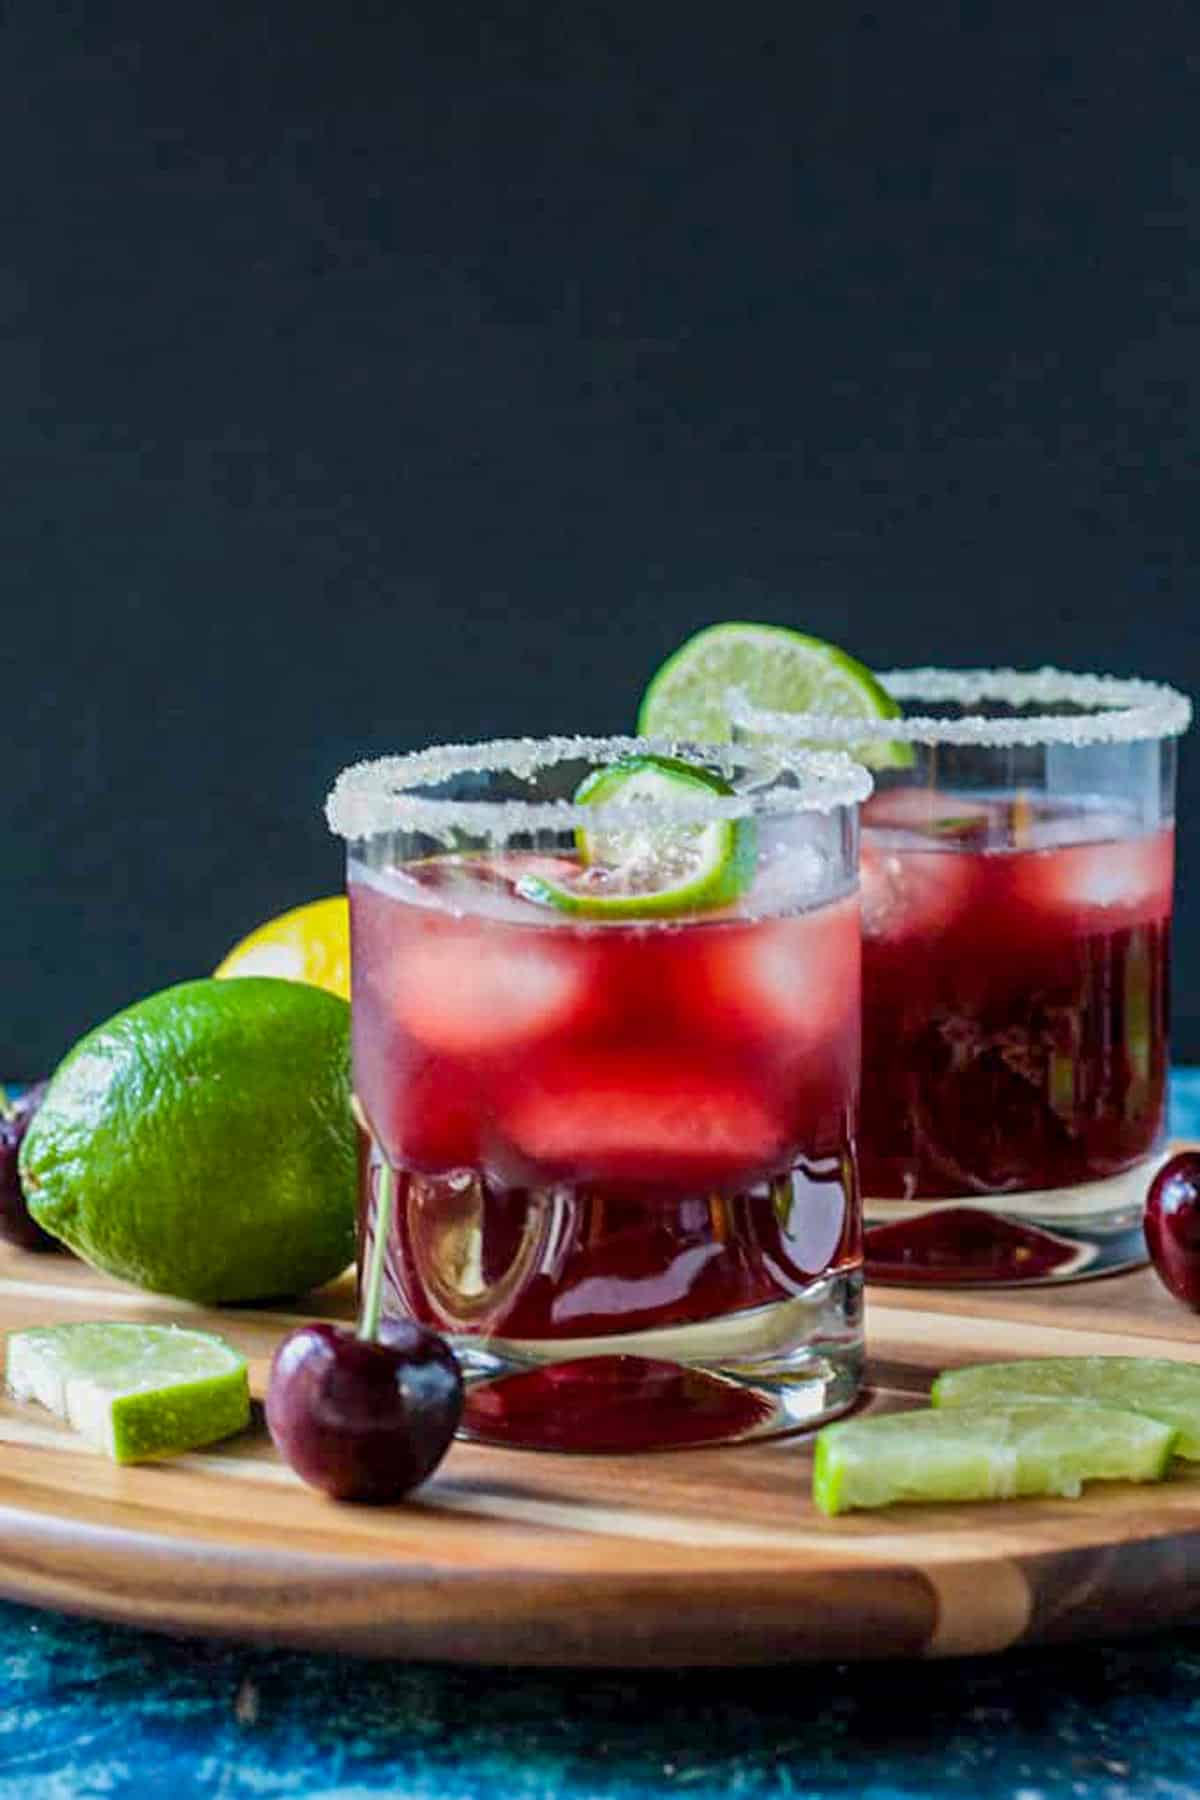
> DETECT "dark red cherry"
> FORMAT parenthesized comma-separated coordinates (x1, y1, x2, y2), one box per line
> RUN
(265, 1318, 463, 1502)
(1145, 1152, 1200, 1309)
(0, 1083, 63, 1253)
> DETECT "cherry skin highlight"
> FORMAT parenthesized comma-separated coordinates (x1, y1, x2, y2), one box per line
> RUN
(1145, 1152, 1200, 1310)
(265, 1318, 462, 1502)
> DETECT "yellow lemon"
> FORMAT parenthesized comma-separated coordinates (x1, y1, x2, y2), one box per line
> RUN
(214, 897, 350, 1000)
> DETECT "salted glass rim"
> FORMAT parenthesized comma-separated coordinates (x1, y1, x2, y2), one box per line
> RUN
(325, 734, 873, 842)
(727, 666, 1193, 748)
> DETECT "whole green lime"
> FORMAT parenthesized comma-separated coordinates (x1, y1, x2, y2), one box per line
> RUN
(19, 978, 356, 1303)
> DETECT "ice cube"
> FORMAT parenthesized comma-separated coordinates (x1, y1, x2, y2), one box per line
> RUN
(389, 923, 592, 1055)
(390, 854, 584, 928)
(862, 787, 1003, 846)
(1014, 807, 1133, 852)
(859, 842, 972, 942)
(743, 834, 831, 915)
(685, 899, 861, 1044)
(501, 1054, 788, 1184)
(1014, 832, 1174, 925)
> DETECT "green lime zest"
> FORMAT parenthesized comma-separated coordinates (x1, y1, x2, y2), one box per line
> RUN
(637, 620, 910, 769)
(5, 1321, 251, 1463)
(18, 978, 356, 1304)
(813, 1401, 1176, 1516)
(517, 754, 757, 920)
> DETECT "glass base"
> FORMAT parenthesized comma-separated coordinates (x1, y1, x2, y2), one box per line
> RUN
(864, 1154, 1171, 1287)
(448, 1267, 864, 1452)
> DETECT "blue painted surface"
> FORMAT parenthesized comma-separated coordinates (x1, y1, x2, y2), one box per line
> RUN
(1172, 1068, 1200, 1142)
(1, 1073, 1198, 1800)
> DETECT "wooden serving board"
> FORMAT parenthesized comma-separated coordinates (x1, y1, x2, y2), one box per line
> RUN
(4, 1236, 1200, 1666)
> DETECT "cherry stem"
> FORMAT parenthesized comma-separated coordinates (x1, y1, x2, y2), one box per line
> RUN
(358, 1156, 395, 1344)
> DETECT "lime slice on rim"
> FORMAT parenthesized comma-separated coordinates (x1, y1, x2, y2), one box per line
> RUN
(6, 1322, 251, 1463)
(638, 621, 909, 767)
(933, 1358, 1200, 1460)
(517, 755, 757, 919)
(812, 1402, 1176, 1516)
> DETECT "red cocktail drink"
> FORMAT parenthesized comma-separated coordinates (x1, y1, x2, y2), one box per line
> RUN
(731, 668, 1192, 1285)
(859, 791, 1172, 1280)
(329, 737, 869, 1450)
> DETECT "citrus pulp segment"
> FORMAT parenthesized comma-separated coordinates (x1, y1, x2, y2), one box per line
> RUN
(518, 755, 757, 918)
(813, 1401, 1176, 1515)
(933, 1358, 1200, 1460)
(637, 621, 907, 766)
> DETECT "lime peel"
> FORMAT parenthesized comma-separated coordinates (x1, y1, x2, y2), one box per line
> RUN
(637, 621, 909, 768)
(6, 1322, 251, 1463)
(517, 755, 758, 919)
(19, 978, 356, 1304)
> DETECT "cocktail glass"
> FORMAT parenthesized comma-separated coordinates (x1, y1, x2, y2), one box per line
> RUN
(325, 735, 871, 1450)
(730, 670, 1192, 1286)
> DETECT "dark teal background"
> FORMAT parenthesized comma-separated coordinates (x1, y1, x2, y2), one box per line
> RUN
(0, 1605, 1197, 1798)
(1, 0, 1197, 1074)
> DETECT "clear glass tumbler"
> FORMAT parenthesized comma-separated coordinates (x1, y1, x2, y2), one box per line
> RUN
(326, 734, 871, 1451)
(731, 669, 1192, 1287)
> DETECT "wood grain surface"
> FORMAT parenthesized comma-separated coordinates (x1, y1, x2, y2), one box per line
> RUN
(3, 1230, 1200, 1666)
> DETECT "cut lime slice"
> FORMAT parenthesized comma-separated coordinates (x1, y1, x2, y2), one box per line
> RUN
(517, 755, 757, 919)
(5, 1322, 251, 1463)
(812, 1402, 1176, 1516)
(637, 621, 909, 767)
(933, 1358, 1200, 1461)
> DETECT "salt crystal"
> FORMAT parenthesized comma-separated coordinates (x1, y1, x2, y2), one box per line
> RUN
(730, 666, 1192, 750)
(326, 734, 872, 844)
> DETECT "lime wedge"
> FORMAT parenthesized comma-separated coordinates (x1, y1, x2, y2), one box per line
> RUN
(5, 1322, 251, 1463)
(812, 1402, 1176, 1516)
(637, 621, 909, 767)
(517, 755, 757, 919)
(933, 1358, 1200, 1461)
